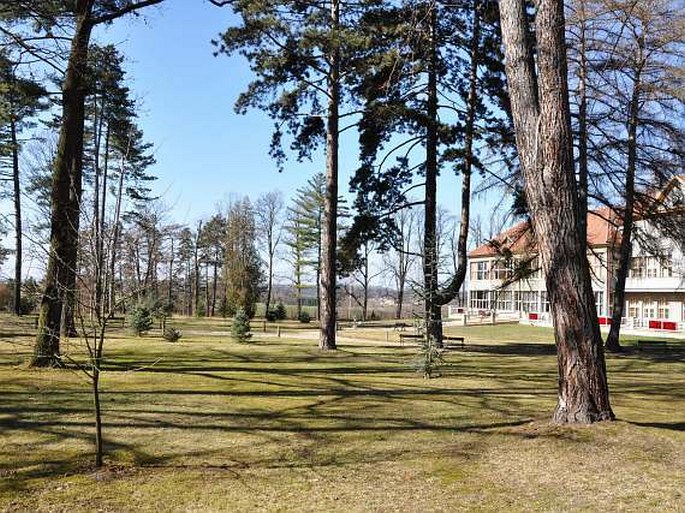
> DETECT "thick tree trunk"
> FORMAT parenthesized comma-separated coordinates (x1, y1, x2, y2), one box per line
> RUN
(499, 0, 613, 423)
(319, 0, 340, 351)
(33, 9, 93, 367)
(606, 69, 642, 353)
(10, 117, 22, 316)
(423, 5, 442, 348)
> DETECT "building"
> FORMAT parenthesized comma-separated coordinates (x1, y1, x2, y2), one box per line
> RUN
(464, 176, 685, 332)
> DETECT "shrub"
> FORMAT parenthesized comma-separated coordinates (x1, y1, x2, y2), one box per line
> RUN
(231, 307, 252, 343)
(128, 305, 153, 336)
(298, 311, 311, 324)
(415, 335, 444, 379)
(265, 310, 277, 322)
(274, 302, 287, 320)
(163, 326, 182, 342)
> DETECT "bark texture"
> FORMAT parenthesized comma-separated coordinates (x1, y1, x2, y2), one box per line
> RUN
(32, 7, 93, 367)
(423, 4, 443, 348)
(319, 0, 340, 351)
(499, 0, 614, 423)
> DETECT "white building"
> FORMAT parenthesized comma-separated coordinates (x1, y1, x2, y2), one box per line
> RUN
(465, 176, 685, 332)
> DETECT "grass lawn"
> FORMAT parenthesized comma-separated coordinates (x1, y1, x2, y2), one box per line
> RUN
(0, 315, 683, 512)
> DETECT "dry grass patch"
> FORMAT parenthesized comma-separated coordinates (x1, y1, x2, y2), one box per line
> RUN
(0, 315, 682, 512)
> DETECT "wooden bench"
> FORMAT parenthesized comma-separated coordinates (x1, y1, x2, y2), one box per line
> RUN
(398, 333, 422, 345)
(398, 333, 465, 348)
(636, 339, 668, 351)
(444, 335, 465, 349)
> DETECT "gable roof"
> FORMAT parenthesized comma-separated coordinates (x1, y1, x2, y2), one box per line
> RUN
(468, 208, 619, 258)
(468, 176, 684, 259)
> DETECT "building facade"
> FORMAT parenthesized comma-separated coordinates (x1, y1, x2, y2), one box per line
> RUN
(465, 176, 685, 332)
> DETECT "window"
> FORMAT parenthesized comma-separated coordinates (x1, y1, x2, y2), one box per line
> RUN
(628, 304, 639, 318)
(519, 291, 538, 313)
(493, 260, 512, 281)
(629, 257, 644, 279)
(646, 257, 659, 278)
(476, 261, 489, 280)
(496, 291, 514, 311)
(588, 253, 606, 280)
(594, 291, 604, 316)
(643, 299, 657, 319)
(660, 254, 673, 278)
(540, 291, 550, 313)
(658, 300, 669, 319)
(470, 290, 490, 309)
(527, 256, 540, 279)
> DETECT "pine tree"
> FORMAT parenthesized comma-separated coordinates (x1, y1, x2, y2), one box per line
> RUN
(231, 307, 252, 343)
(215, 0, 378, 350)
(2, 1, 166, 368)
(347, 0, 513, 346)
(0, 52, 48, 316)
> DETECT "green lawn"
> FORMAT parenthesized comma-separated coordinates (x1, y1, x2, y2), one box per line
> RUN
(0, 315, 683, 512)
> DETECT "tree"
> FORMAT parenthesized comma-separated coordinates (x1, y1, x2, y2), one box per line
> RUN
(573, 1, 685, 352)
(0, 53, 47, 316)
(339, 238, 383, 321)
(198, 214, 228, 317)
(224, 198, 262, 318)
(231, 307, 252, 343)
(215, 1, 376, 350)
(348, 0, 513, 346)
(383, 207, 419, 319)
(283, 207, 309, 319)
(2, 0, 166, 368)
(499, 0, 614, 423)
(255, 191, 284, 316)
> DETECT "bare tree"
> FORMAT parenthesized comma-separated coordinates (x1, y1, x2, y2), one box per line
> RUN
(255, 191, 284, 316)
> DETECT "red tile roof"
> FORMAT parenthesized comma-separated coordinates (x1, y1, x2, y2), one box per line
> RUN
(468, 208, 620, 258)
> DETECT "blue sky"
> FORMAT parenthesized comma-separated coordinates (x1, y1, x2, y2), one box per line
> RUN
(94, 0, 483, 224)
(96, 0, 323, 223)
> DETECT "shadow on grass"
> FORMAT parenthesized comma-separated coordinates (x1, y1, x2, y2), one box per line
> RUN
(616, 346, 685, 363)
(627, 420, 685, 432)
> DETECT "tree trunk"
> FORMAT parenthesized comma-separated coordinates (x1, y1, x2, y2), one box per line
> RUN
(265, 245, 274, 315)
(10, 116, 22, 316)
(606, 65, 642, 353)
(33, 9, 93, 367)
(396, 274, 404, 320)
(167, 237, 175, 308)
(107, 147, 127, 313)
(423, 4, 442, 348)
(576, 4, 589, 246)
(92, 366, 103, 468)
(193, 221, 202, 316)
(434, 0, 478, 309)
(499, 0, 614, 423)
(319, 0, 340, 351)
